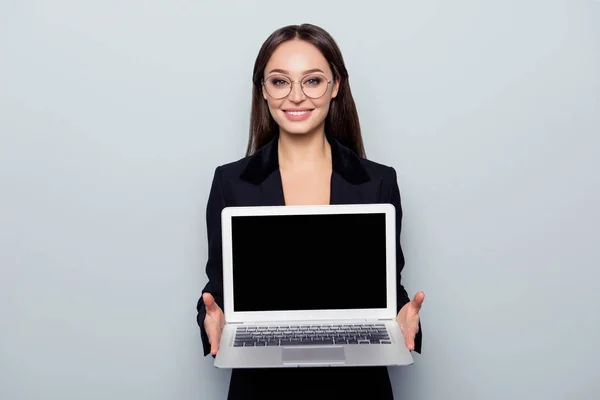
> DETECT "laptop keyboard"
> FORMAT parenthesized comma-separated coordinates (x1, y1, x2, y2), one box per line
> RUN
(233, 323, 391, 347)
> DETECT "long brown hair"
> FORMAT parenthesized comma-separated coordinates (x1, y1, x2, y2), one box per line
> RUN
(246, 24, 365, 158)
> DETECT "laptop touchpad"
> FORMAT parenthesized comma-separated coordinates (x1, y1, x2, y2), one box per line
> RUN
(282, 347, 346, 364)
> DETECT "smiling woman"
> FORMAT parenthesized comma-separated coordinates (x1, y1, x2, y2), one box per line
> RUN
(246, 25, 364, 159)
(196, 23, 424, 400)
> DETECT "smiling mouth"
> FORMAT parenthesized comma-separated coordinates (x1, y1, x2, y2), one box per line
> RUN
(284, 110, 313, 116)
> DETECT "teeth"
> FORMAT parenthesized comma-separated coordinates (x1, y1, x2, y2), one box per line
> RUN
(287, 111, 309, 116)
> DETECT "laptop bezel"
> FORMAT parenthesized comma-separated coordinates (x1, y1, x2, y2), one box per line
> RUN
(220, 203, 397, 323)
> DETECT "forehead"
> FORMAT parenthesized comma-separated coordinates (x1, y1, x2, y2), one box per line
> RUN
(265, 39, 331, 76)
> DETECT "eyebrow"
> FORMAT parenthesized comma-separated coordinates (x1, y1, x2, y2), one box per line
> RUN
(267, 68, 325, 75)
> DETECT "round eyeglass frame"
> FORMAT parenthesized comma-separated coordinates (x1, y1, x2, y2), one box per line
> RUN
(261, 73, 334, 100)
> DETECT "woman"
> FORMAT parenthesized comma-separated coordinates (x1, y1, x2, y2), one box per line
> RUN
(197, 23, 424, 399)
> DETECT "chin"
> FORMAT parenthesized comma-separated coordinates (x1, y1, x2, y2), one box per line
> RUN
(278, 121, 324, 136)
(284, 128, 314, 135)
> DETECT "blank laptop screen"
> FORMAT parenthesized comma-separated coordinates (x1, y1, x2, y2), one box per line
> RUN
(230, 212, 388, 312)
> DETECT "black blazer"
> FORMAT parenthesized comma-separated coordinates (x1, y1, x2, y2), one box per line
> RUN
(196, 135, 422, 355)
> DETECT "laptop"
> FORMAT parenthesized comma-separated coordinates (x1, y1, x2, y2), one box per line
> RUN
(214, 203, 414, 368)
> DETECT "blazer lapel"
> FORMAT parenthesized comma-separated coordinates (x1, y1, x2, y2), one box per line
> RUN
(328, 137, 382, 205)
(259, 170, 286, 206)
(329, 171, 381, 205)
(237, 136, 285, 206)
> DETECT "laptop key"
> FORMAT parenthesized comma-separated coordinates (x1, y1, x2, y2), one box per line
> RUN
(370, 335, 389, 340)
(236, 333, 252, 338)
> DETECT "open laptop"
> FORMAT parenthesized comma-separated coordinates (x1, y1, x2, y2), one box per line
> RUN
(214, 203, 414, 368)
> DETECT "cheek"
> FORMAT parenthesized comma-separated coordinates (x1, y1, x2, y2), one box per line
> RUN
(312, 97, 333, 116)
(267, 99, 285, 117)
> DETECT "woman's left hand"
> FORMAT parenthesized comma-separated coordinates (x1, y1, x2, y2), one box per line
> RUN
(396, 291, 424, 351)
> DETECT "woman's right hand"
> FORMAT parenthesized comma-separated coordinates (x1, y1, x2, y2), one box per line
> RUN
(203, 293, 225, 356)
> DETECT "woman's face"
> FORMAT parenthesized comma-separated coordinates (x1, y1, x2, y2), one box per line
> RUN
(262, 39, 339, 137)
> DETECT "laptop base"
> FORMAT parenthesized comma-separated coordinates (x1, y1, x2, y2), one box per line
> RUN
(214, 319, 414, 369)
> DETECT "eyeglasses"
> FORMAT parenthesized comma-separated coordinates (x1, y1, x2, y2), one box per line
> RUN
(262, 73, 333, 99)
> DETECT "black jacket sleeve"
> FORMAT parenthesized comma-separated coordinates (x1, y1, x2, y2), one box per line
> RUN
(386, 166, 422, 354)
(196, 167, 227, 357)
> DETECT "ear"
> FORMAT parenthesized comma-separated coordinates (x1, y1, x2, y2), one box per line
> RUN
(331, 79, 340, 99)
(261, 82, 268, 100)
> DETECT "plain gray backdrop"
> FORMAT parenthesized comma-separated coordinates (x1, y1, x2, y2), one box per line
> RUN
(1, 0, 598, 399)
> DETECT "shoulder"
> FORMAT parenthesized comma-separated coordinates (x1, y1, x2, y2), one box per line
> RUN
(358, 157, 398, 184)
(361, 158, 402, 206)
(212, 155, 252, 182)
(357, 157, 402, 204)
(206, 156, 254, 207)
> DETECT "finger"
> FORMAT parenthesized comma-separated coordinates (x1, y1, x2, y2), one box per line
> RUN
(203, 292, 219, 313)
(404, 331, 416, 351)
(204, 321, 221, 356)
(411, 291, 425, 310)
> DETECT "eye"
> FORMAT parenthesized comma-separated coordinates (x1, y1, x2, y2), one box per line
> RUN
(303, 76, 323, 86)
(269, 77, 290, 87)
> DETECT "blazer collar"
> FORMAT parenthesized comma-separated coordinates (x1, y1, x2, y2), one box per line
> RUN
(240, 134, 371, 185)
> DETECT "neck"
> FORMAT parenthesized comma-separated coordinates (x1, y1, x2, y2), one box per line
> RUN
(278, 129, 331, 171)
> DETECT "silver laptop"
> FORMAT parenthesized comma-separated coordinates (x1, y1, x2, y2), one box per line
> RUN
(214, 203, 414, 368)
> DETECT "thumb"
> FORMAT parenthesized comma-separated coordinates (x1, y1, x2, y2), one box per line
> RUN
(203, 292, 218, 312)
(411, 291, 425, 309)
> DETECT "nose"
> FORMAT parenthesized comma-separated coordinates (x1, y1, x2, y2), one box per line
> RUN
(288, 81, 306, 103)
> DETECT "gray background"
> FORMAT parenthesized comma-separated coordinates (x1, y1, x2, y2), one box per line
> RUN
(1, 0, 598, 399)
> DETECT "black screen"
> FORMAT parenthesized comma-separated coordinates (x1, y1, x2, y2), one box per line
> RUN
(231, 212, 387, 312)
